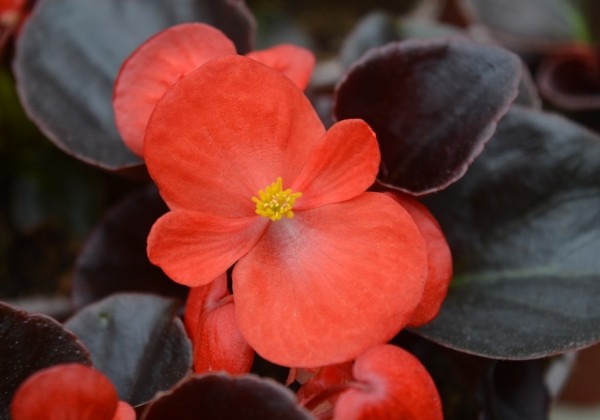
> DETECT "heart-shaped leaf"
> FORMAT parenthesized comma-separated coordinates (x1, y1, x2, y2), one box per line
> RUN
(72, 185, 187, 309)
(334, 37, 522, 195)
(64, 293, 192, 405)
(417, 106, 600, 358)
(140, 373, 313, 420)
(0, 302, 91, 419)
(13, 0, 255, 171)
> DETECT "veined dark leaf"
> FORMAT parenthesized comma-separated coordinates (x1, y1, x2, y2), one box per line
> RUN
(417, 106, 600, 358)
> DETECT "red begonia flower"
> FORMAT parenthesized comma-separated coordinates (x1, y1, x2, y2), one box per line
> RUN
(113, 22, 315, 156)
(385, 192, 452, 327)
(333, 345, 443, 420)
(11, 363, 135, 420)
(184, 272, 254, 375)
(145, 55, 428, 367)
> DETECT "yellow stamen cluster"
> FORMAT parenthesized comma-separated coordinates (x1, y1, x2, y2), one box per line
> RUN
(252, 177, 302, 221)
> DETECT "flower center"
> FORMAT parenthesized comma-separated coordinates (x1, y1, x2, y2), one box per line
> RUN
(252, 177, 302, 221)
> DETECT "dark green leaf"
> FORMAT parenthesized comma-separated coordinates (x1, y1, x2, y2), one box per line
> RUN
(64, 294, 192, 405)
(0, 302, 91, 419)
(417, 106, 600, 358)
(13, 0, 255, 170)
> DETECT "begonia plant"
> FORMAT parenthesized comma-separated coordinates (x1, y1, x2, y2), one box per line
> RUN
(2, 0, 600, 419)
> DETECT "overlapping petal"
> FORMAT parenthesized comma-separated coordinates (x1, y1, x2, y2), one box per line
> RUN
(386, 192, 452, 327)
(246, 44, 316, 90)
(147, 210, 267, 287)
(11, 363, 134, 420)
(185, 275, 254, 374)
(144, 55, 325, 217)
(113, 23, 236, 156)
(233, 193, 428, 367)
(292, 119, 380, 209)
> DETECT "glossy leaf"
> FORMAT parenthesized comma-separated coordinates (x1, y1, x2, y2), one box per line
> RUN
(0, 302, 91, 419)
(140, 373, 313, 420)
(13, 0, 255, 170)
(334, 37, 522, 195)
(417, 106, 600, 358)
(64, 294, 192, 405)
(72, 185, 187, 309)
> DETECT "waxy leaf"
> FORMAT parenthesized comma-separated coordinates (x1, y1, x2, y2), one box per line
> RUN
(334, 37, 522, 195)
(64, 294, 192, 405)
(141, 373, 313, 420)
(72, 185, 187, 309)
(0, 302, 91, 419)
(417, 106, 600, 358)
(13, 0, 255, 170)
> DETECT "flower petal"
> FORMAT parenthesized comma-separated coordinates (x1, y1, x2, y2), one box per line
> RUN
(113, 402, 136, 420)
(233, 192, 428, 367)
(113, 23, 236, 157)
(246, 44, 316, 90)
(144, 55, 325, 217)
(292, 119, 380, 209)
(185, 275, 254, 375)
(11, 363, 120, 420)
(333, 345, 443, 420)
(386, 192, 452, 327)
(148, 210, 267, 287)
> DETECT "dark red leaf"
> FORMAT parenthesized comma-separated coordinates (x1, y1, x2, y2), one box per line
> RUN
(72, 185, 187, 309)
(334, 37, 521, 195)
(537, 44, 600, 111)
(0, 302, 91, 419)
(141, 373, 313, 420)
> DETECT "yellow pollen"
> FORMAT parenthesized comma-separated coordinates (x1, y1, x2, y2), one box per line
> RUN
(252, 177, 302, 221)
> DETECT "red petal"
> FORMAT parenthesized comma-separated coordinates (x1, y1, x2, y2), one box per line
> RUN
(233, 192, 427, 367)
(297, 362, 354, 404)
(113, 402, 136, 420)
(246, 44, 316, 90)
(113, 23, 236, 157)
(333, 345, 443, 420)
(147, 210, 267, 287)
(292, 119, 380, 209)
(386, 192, 453, 327)
(184, 276, 254, 375)
(144, 55, 325, 217)
(11, 363, 119, 420)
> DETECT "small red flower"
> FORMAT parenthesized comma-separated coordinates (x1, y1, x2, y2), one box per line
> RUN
(113, 22, 315, 157)
(144, 54, 429, 367)
(11, 363, 135, 420)
(332, 345, 443, 420)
